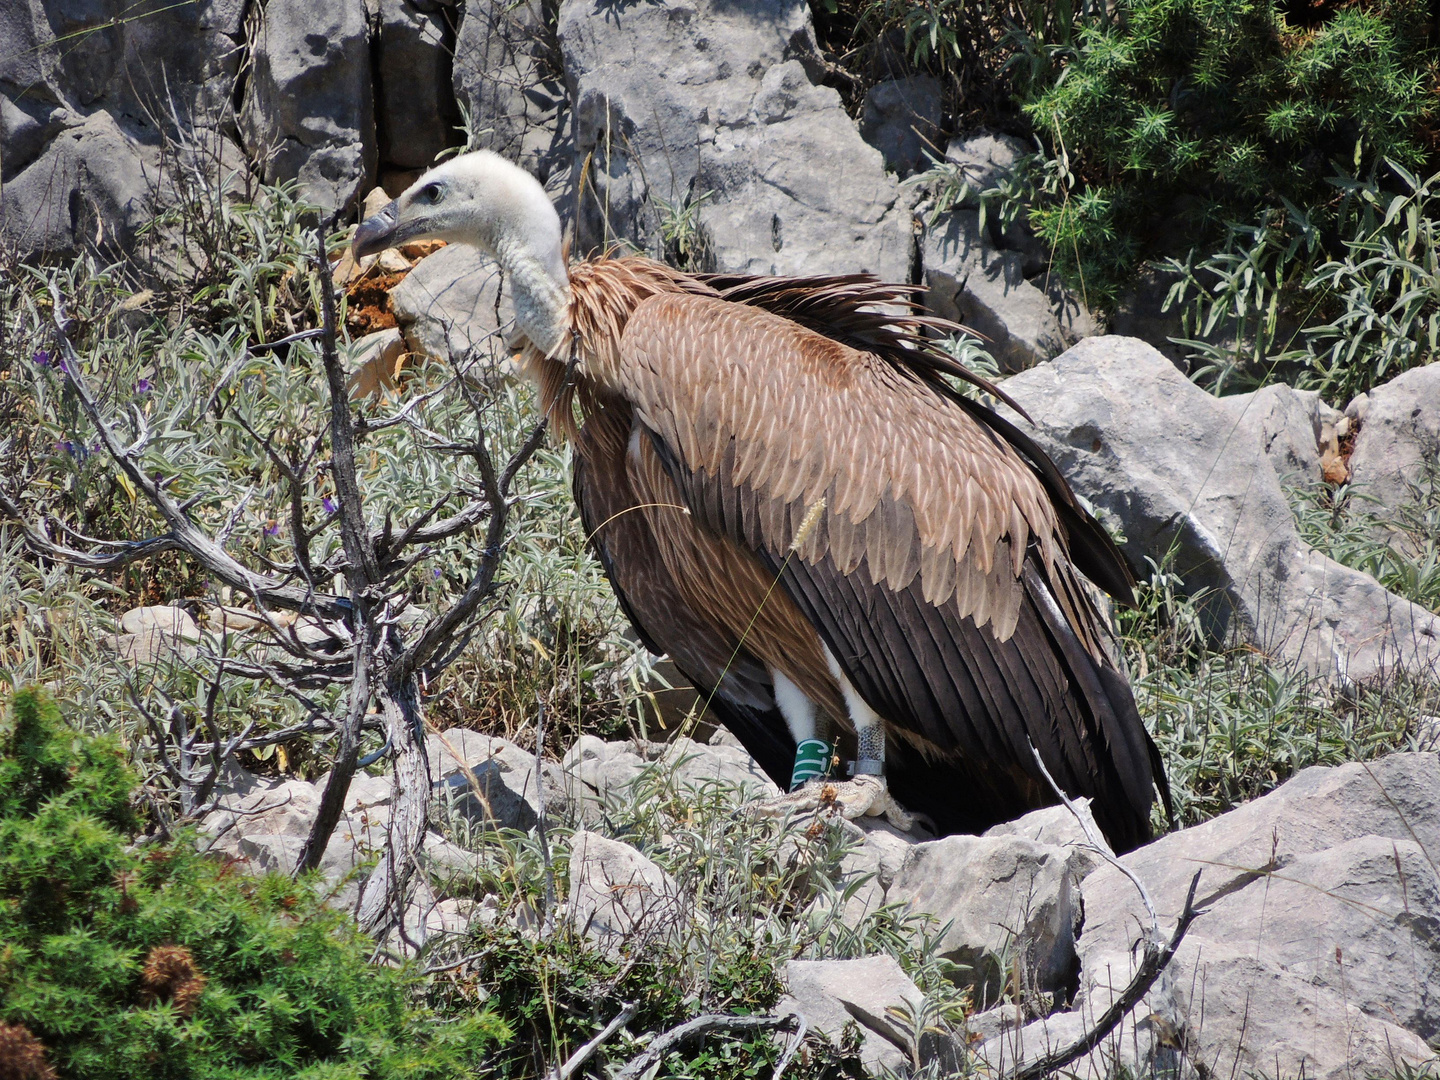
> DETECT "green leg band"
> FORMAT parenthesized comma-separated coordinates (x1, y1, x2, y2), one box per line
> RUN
(790, 739, 833, 791)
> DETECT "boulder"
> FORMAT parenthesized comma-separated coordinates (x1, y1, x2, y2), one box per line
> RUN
(239, 0, 376, 213)
(888, 834, 1084, 1003)
(859, 76, 941, 178)
(561, 735, 779, 822)
(1, 110, 161, 258)
(922, 210, 1091, 372)
(781, 956, 961, 1073)
(203, 768, 393, 909)
(389, 245, 513, 364)
(120, 605, 202, 641)
(983, 798, 1111, 881)
(374, 0, 459, 171)
(557, 0, 912, 279)
(426, 727, 569, 832)
(1346, 363, 1440, 545)
(1, 0, 247, 259)
(1000, 336, 1440, 684)
(567, 830, 684, 952)
(1059, 752, 1440, 1080)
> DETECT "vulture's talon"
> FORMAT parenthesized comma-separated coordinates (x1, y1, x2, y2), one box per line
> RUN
(748, 776, 915, 831)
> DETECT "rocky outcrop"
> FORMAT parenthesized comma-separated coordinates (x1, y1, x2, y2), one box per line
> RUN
(780, 956, 960, 1073)
(557, 0, 913, 278)
(201, 721, 1440, 1077)
(452, 0, 568, 184)
(1023, 752, 1440, 1080)
(920, 135, 1097, 371)
(568, 830, 684, 952)
(239, 0, 376, 214)
(1000, 336, 1440, 685)
(0, 0, 248, 257)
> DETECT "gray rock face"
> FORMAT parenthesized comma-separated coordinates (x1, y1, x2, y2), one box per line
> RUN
(1044, 753, 1440, 1080)
(3, 107, 166, 256)
(239, 0, 376, 213)
(1000, 336, 1440, 684)
(452, 0, 568, 182)
(557, 0, 912, 279)
(375, 0, 459, 171)
(859, 76, 941, 178)
(568, 830, 684, 952)
(1347, 363, 1440, 532)
(889, 834, 1084, 1003)
(922, 210, 1094, 372)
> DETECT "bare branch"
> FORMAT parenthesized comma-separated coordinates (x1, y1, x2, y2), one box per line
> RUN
(613, 1013, 799, 1080)
(0, 487, 183, 570)
(547, 1002, 639, 1080)
(1028, 741, 1160, 941)
(39, 282, 352, 620)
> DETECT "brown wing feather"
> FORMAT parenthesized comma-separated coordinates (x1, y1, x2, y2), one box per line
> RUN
(570, 394, 800, 787)
(609, 291, 1164, 850)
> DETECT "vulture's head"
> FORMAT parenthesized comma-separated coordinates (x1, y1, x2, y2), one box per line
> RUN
(354, 150, 570, 353)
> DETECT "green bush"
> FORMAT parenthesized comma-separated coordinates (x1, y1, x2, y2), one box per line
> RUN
(0, 686, 507, 1079)
(1023, 0, 1438, 303)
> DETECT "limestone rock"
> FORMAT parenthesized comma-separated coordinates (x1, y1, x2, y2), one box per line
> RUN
(389, 244, 513, 364)
(558, 0, 912, 279)
(452, 0, 568, 181)
(1346, 363, 1440, 546)
(568, 830, 684, 952)
(859, 76, 941, 177)
(983, 799, 1111, 881)
(2, 110, 160, 258)
(999, 337, 1440, 684)
(426, 727, 569, 832)
(1, 0, 247, 257)
(922, 211, 1091, 372)
(120, 605, 202, 641)
(374, 0, 458, 171)
(562, 735, 779, 822)
(203, 768, 393, 909)
(1063, 753, 1440, 1080)
(889, 834, 1084, 1003)
(781, 956, 959, 1073)
(239, 0, 376, 213)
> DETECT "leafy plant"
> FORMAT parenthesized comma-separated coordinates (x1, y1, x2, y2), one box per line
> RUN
(1163, 161, 1440, 400)
(1022, 0, 1439, 304)
(0, 686, 507, 1079)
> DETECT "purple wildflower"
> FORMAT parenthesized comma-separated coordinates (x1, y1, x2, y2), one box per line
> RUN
(55, 440, 74, 456)
(323, 497, 337, 515)
(264, 522, 281, 537)
(135, 378, 152, 394)
(33, 350, 51, 367)
(433, 567, 442, 579)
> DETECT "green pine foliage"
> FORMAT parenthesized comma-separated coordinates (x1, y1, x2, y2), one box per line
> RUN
(1024, 0, 1439, 301)
(0, 687, 508, 1080)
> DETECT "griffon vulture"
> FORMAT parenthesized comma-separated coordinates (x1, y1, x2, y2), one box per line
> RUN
(353, 150, 1171, 853)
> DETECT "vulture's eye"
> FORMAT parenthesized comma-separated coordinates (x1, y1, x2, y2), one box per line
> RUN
(421, 183, 443, 203)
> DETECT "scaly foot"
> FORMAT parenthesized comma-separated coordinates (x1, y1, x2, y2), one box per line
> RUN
(750, 776, 915, 831)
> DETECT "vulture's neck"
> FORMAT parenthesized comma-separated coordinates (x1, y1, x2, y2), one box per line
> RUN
(492, 232, 571, 359)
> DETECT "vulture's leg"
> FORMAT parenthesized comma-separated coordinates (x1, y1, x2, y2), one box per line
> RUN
(749, 661, 915, 831)
(823, 647, 915, 830)
(769, 667, 833, 789)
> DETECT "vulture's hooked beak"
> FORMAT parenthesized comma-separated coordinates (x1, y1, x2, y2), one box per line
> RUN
(352, 200, 401, 258)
